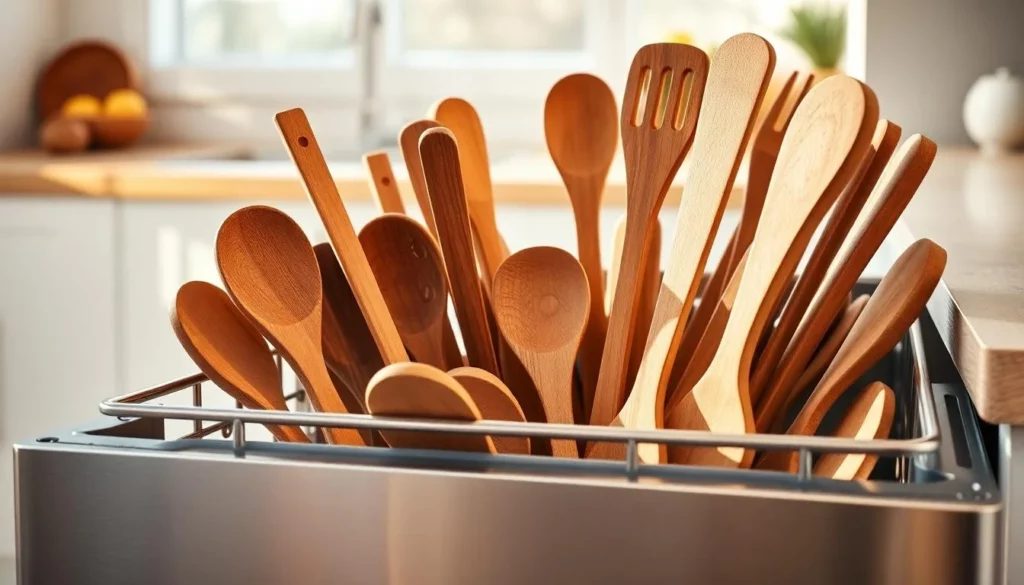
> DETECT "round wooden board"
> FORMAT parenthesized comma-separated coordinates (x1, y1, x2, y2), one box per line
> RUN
(37, 40, 139, 120)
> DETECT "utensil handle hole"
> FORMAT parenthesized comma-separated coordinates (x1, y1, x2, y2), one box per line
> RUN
(298, 136, 309, 147)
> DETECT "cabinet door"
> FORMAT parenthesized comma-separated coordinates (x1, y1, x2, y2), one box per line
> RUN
(0, 197, 117, 558)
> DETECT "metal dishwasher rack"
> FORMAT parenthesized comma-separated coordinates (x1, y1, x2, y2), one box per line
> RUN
(14, 309, 1003, 584)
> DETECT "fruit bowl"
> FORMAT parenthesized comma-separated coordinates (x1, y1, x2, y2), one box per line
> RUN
(90, 115, 149, 149)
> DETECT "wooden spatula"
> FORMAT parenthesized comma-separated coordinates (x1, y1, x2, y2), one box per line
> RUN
(449, 366, 530, 455)
(430, 97, 507, 281)
(275, 108, 408, 365)
(216, 205, 365, 446)
(359, 214, 458, 370)
(418, 127, 500, 375)
(754, 134, 938, 431)
(363, 151, 406, 214)
(750, 120, 902, 405)
(399, 119, 442, 238)
(171, 281, 309, 443)
(544, 72, 618, 424)
(587, 34, 774, 462)
(605, 214, 627, 315)
(758, 239, 946, 471)
(665, 75, 879, 467)
(814, 381, 896, 480)
(589, 42, 709, 428)
(492, 246, 590, 458)
(366, 362, 496, 454)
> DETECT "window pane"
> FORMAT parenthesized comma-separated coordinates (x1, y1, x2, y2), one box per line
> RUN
(399, 0, 586, 52)
(182, 0, 356, 61)
(633, 0, 759, 50)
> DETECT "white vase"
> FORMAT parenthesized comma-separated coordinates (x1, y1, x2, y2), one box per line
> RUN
(963, 68, 1024, 154)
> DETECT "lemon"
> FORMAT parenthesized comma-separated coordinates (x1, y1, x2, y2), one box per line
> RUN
(664, 31, 695, 45)
(61, 94, 101, 118)
(103, 89, 148, 118)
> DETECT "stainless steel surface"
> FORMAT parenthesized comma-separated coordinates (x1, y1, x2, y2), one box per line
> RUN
(1001, 424, 1022, 584)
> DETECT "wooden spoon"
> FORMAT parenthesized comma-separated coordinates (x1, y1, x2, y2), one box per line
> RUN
(171, 281, 309, 443)
(757, 239, 946, 471)
(492, 246, 590, 458)
(589, 42, 710, 428)
(366, 362, 496, 454)
(215, 205, 365, 446)
(754, 134, 938, 431)
(418, 127, 500, 375)
(363, 151, 406, 214)
(430, 97, 506, 281)
(605, 214, 627, 315)
(399, 119, 442, 238)
(665, 75, 879, 467)
(588, 34, 774, 462)
(275, 108, 408, 364)
(750, 120, 902, 405)
(359, 214, 457, 370)
(544, 72, 618, 424)
(814, 381, 896, 480)
(449, 366, 530, 455)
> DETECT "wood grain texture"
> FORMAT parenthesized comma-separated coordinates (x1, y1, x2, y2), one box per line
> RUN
(418, 127, 500, 375)
(275, 108, 408, 365)
(359, 214, 457, 370)
(758, 240, 946, 471)
(492, 247, 590, 458)
(171, 281, 309, 443)
(431, 98, 507, 281)
(362, 151, 406, 214)
(449, 366, 530, 455)
(605, 214, 627, 315)
(590, 34, 774, 463)
(366, 362, 496, 454)
(589, 42, 710, 429)
(750, 120, 902, 405)
(215, 205, 365, 446)
(544, 72, 618, 424)
(754, 135, 938, 430)
(813, 381, 896, 480)
(628, 218, 661, 397)
(399, 119, 442, 238)
(666, 75, 879, 467)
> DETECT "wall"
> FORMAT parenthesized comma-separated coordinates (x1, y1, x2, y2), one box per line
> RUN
(862, 0, 1024, 145)
(0, 0, 59, 149)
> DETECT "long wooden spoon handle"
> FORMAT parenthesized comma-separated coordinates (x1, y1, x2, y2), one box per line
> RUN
(363, 151, 406, 214)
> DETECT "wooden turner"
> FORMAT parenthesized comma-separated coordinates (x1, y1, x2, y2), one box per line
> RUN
(275, 108, 408, 365)
(588, 33, 775, 462)
(814, 381, 896, 480)
(589, 42, 709, 428)
(399, 119, 442, 238)
(171, 281, 309, 443)
(363, 151, 406, 214)
(755, 134, 938, 432)
(449, 366, 530, 455)
(216, 205, 365, 446)
(665, 75, 879, 467)
(758, 239, 946, 472)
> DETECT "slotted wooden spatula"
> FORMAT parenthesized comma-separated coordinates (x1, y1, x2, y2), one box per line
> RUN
(588, 33, 774, 463)
(665, 75, 879, 467)
(589, 42, 709, 429)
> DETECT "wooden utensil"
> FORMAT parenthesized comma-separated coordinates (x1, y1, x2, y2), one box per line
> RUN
(275, 108, 408, 364)
(814, 381, 896, 480)
(171, 281, 309, 443)
(544, 72, 618, 423)
(216, 205, 365, 446)
(449, 366, 530, 455)
(587, 34, 773, 462)
(589, 42, 710, 428)
(366, 362, 497, 454)
(492, 246, 590, 458)
(399, 119, 442, 238)
(629, 218, 661, 391)
(418, 127, 500, 375)
(605, 214, 627, 315)
(754, 134, 938, 431)
(665, 75, 879, 467)
(758, 239, 946, 471)
(359, 214, 457, 370)
(38, 40, 140, 120)
(363, 151, 406, 214)
(749, 120, 902, 405)
(430, 97, 507, 281)
(671, 72, 814, 393)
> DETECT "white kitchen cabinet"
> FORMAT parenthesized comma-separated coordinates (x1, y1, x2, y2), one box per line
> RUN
(0, 197, 117, 558)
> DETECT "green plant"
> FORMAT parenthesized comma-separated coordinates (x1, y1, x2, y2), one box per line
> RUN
(780, 3, 847, 70)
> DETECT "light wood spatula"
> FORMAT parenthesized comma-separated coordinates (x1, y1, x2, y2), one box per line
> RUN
(814, 381, 896, 480)
(363, 151, 406, 214)
(589, 42, 709, 429)
(758, 239, 946, 472)
(171, 281, 309, 443)
(449, 366, 530, 455)
(665, 75, 879, 467)
(399, 119, 442, 238)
